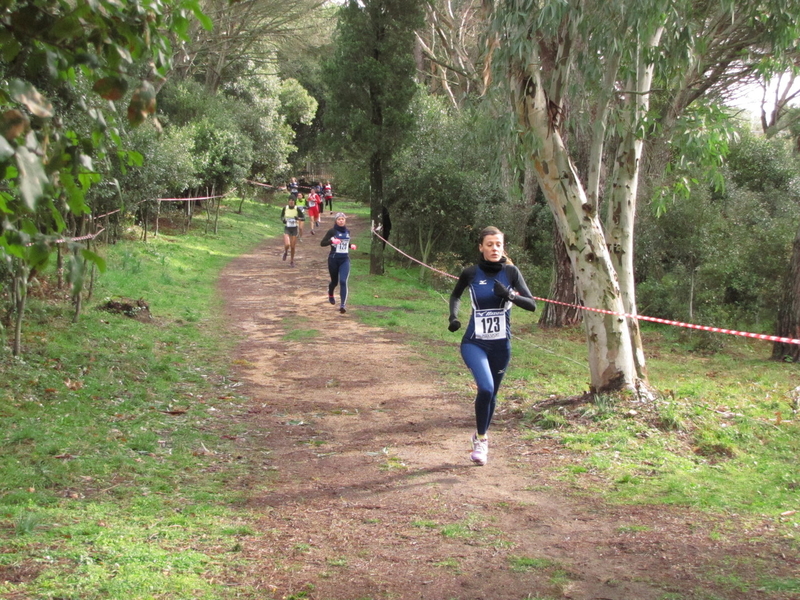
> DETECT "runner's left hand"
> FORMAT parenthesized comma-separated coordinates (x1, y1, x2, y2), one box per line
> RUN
(493, 281, 516, 301)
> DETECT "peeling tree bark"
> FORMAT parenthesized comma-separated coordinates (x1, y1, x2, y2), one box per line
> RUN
(515, 66, 637, 392)
(539, 222, 583, 328)
(605, 27, 663, 382)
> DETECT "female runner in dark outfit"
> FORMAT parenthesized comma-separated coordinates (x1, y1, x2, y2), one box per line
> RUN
(448, 226, 536, 465)
(320, 212, 356, 313)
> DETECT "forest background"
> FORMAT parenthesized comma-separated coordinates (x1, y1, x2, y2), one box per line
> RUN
(3, 0, 800, 372)
(2, 1, 800, 598)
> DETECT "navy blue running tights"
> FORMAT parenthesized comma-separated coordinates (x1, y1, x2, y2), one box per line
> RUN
(328, 255, 350, 307)
(460, 341, 510, 435)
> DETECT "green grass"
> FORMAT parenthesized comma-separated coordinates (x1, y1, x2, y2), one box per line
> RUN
(433, 557, 461, 571)
(508, 555, 556, 572)
(408, 512, 508, 547)
(0, 195, 280, 599)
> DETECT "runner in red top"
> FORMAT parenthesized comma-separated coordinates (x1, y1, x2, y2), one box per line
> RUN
(306, 191, 321, 234)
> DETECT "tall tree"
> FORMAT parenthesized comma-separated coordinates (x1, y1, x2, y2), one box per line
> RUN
(418, 0, 583, 327)
(323, 0, 423, 275)
(416, 0, 482, 109)
(173, 0, 329, 92)
(774, 227, 800, 362)
(749, 68, 800, 361)
(483, 0, 800, 393)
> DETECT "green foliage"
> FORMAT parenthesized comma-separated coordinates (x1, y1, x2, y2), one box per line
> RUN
(221, 68, 297, 180)
(274, 5, 337, 168)
(322, 0, 424, 159)
(279, 78, 319, 126)
(116, 122, 199, 201)
(0, 196, 277, 598)
(156, 78, 211, 127)
(158, 74, 296, 184)
(637, 131, 800, 332)
(0, 0, 210, 355)
(192, 119, 253, 192)
(725, 131, 798, 193)
(329, 159, 371, 200)
(386, 93, 505, 265)
(655, 100, 739, 212)
(381, 91, 552, 292)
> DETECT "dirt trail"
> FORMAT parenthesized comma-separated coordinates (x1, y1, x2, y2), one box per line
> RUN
(216, 214, 796, 600)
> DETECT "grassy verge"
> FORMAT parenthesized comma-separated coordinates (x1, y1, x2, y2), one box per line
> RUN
(0, 195, 281, 599)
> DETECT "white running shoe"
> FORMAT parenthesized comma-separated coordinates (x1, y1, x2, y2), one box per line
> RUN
(470, 433, 488, 466)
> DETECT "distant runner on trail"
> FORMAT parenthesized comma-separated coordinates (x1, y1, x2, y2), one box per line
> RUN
(306, 189, 322, 233)
(447, 226, 537, 466)
(323, 181, 333, 213)
(280, 196, 305, 267)
(288, 177, 299, 199)
(321, 212, 356, 314)
(295, 193, 306, 238)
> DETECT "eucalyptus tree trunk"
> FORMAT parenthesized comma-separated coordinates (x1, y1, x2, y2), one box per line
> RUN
(604, 28, 663, 381)
(515, 69, 637, 392)
(539, 222, 583, 328)
(530, 132, 583, 328)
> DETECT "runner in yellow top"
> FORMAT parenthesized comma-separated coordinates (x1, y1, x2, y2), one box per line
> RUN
(280, 196, 305, 267)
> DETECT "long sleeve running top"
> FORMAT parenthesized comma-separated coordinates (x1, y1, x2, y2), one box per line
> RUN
(449, 258, 536, 342)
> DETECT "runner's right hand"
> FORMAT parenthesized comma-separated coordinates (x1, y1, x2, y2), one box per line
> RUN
(448, 319, 461, 332)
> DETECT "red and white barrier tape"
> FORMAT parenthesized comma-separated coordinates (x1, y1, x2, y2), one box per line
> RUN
(67, 228, 105, 243)
(93, 208, 121, 219)
(373, 227, 460, 281)
(157, 194, 226, 202)
(246, 180, 329, 193)
(371, 228, 800, 346)
(25, 228, 107, 247)
(246, 179, 280, 189)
